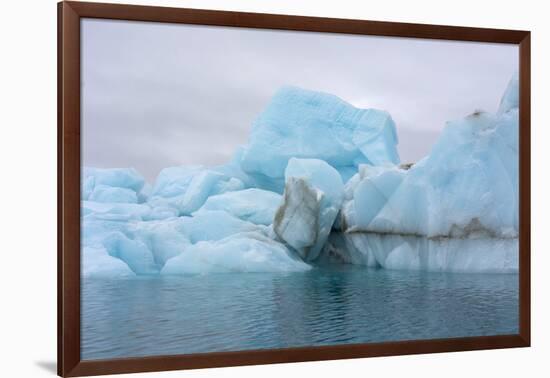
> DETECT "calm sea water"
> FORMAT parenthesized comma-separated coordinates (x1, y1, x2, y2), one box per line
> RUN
(81, 265, 518, 360)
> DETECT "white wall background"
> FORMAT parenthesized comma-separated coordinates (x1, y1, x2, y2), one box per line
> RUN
(0, 0, 548, 377)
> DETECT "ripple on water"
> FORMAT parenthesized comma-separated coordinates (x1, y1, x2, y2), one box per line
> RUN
(82, 265, 518, 360)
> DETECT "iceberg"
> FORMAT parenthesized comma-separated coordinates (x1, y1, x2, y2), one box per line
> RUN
(147, 166, 245, 216)
(82, 206, 277, 275)
(273, 177, 320, 259)
(274, 158, 344, 261)
(197, 188, 282, 226)
(88, 185, 138, 204)
(353, 111, 518, 238)
(334, 75, 519, 273)
(498, 72, 519, 114)
(125, 219, 190, 266)
(239, 86, 399, 192)
(146, 205, 179, 221)
(82, 175, 95, 201)
(178, 210, 267, 244)
(162, 231, 310, 275)
(83, 215, 189, 275)
(82, 201, 152, 222)
(102, 232, 161, 275)
(319, 232, 379, 267)
(81, 74, 519, 275)
(352, 165, 406, 229)
(138, 183, 152, 203)
(359, 233, 518, 273)
(81, 196, 288, 275)
(82, 246, 135, 278)
(83, 167, 146, 192)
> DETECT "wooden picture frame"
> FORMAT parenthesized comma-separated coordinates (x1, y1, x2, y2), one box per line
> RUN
(58, 1, 531, 376)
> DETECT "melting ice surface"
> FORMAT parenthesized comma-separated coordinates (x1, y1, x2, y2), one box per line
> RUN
(82, 77, 519, 358)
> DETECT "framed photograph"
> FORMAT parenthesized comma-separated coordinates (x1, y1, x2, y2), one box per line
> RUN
(58, 1, 531, 376)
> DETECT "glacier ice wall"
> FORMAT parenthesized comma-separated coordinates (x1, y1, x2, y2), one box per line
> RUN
(81, 76, 519, 276)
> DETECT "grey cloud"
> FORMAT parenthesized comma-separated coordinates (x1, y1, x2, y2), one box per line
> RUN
(82, 19, 518, 182)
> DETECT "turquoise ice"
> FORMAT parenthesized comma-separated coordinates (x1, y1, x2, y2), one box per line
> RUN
(238, 86, 400, 192)
(81, 76, 519, 276)
(331, 75, 519, 272)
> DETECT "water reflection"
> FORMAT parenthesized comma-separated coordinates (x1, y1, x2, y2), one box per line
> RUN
(82, 266, 518, 360)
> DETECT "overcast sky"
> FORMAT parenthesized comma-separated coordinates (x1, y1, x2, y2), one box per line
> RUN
(82, 19, 518, 182)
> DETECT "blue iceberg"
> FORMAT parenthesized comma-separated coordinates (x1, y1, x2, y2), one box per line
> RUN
(147, 166, 245, 216)
(89, 185, 138, 204)
(82, 76, 519, 276)
(196, 188, 282, 226)
(83, 167, 146, 200)
(238, 86, 400, 192)
(162, 232, 310, 275)
(82, 246, 136, 278)
(329, 75, 519, 273)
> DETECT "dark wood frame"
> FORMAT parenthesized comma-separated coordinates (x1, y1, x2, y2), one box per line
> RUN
(58, 1, 531, 376)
